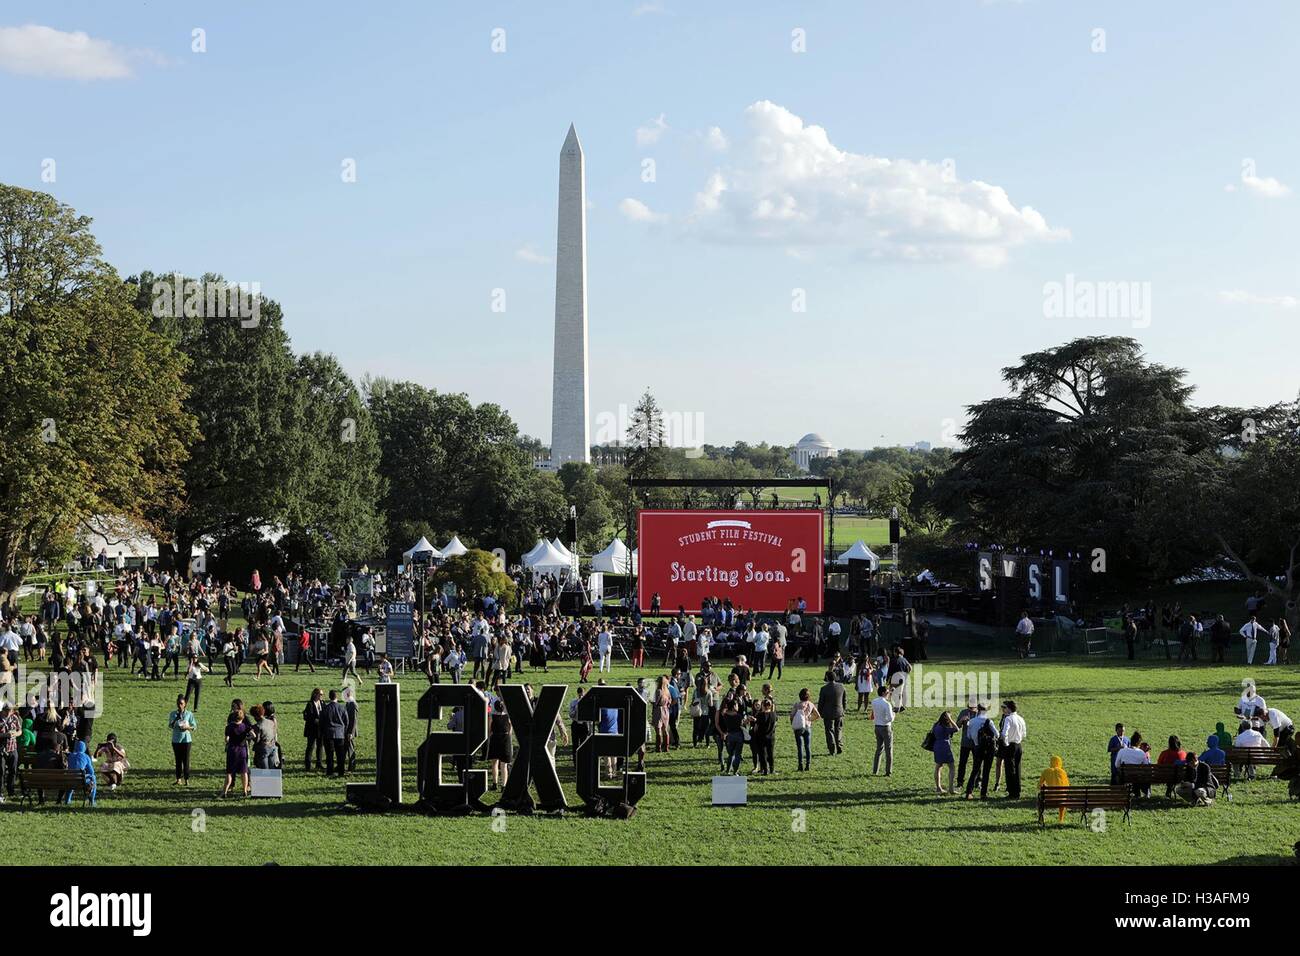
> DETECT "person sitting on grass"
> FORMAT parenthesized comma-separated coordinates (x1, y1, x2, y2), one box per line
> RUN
(64, 740, 97, 806)
(1038, 755, 1070, 822)
(1174, 751, 1217, 807)
(93, 733, 129, 791)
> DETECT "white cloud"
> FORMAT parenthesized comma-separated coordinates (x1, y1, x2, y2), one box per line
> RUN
(632, 2, 668, 15)
(0, 24, 145, 80)
(515, 244, 553, 265)
(703, 126, 729, 151)
(684, 100, 1067, 266)
(1218, 289, 1298, 310)
(1239, 174, 1292, 198)
(619, 197, 667, 223)
(636, 113, 669, 147)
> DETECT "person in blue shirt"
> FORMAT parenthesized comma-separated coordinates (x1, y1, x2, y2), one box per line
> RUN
(1200, 734, 1227, 766)
(1108, 723, 1130, 784)
(64, 740, 96, 806)
(598, 698, 620, 779)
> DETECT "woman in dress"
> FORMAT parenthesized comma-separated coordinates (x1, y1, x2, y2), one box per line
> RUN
(486, 698, 512, 790)
(931, 710, 958, 794)
(222, 699, 254, 798)
(652, 675, 672, 753)
(578, 634, 593, 684)
(93, 733, 130, 790)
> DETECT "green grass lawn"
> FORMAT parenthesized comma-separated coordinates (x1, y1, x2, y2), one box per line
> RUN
(12, 653, 1298, 866)
(829, 515, 892, 549)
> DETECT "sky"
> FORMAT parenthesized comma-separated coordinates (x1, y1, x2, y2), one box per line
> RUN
(2, 1, 1297, 451)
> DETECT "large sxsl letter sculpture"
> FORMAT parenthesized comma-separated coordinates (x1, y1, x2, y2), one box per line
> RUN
(416, 683, 489, 814)
(575, 686, 646, 818)
(498, 684, 568, 813)
(344, 682, 401, 810)
(344, 681, 648, 818)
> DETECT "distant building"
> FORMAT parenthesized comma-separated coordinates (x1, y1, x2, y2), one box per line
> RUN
(911, 441, 932, 452)
(791, 432, 837, 471)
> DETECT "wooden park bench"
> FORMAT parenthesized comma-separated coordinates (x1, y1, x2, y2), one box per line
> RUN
(18, 768, 95, 809)
(1037, 785, 1130, 825)
(1119, 762, 1231, 797)
(1226, 746, 1286, 780)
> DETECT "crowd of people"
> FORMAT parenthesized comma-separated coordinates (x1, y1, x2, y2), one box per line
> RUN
(1, 563, 1296, 818)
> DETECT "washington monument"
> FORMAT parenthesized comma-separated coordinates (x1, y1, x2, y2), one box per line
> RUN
(550, 123, 590, 465)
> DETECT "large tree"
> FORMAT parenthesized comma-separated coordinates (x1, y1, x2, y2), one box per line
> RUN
(0, 187, 194, 603)
(935, 336, 1223, 585)
(129, 271, 302, 571)
(1144, 403, 1300, 627)
(278, 352, 386, 575)
(366, 378, 565, 562)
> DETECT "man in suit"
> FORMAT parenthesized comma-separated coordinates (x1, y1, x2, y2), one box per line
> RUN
(319, 689, 349, 777)
(817, 671, 846, 756)
(302, 690, 324, 771)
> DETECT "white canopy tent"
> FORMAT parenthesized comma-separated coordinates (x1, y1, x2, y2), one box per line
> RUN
(525, 540, 571, 570)
(521, 539, 549, 566)
(590, 537, 632, 574)
(440, 535, 468, 558)
(403, 536, 441, 563)
(549, 537, 574, 563)
(835, 540, 881, 570)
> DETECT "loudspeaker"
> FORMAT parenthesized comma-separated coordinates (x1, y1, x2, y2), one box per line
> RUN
(889, 518, 900, 544)
(559, 591, 584, 615)
(847, 558, 872, 613)
(564, 516, 578, 544)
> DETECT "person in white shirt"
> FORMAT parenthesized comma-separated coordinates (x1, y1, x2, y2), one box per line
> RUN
(870, 690, 895, 776)
(963, 704, 1000, 798)
(596, 628, 613, 673)
(1239, 616, 1265, 664)
(0, 627, 19, 667)
(1015, 612, 1035, 659)
(1112, 731, 1151, 795)
(1233, 721, 1267, 748)
(998, 700, 1028, 799)
(1235, 685, 1266, 720)
(1265, 707, 1293, 741)
(697, 628, 711, 662)
(752, 624, 770, 673)
(1231, 720, 1269, 779)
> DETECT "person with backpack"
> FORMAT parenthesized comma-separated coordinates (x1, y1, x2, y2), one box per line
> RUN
(963, 703, 999, 799)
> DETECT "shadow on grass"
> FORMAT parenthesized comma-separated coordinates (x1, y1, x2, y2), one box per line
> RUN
(1212, 853, 1294, 866)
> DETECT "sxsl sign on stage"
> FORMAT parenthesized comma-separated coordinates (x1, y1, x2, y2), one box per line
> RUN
(637, 509, 824, 614)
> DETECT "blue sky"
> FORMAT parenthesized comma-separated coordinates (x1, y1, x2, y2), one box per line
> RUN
(2, 1, 1296, 450)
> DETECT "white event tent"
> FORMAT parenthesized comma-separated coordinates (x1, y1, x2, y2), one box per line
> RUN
(402, 536, 441, 563)
(835, 540, 881, 570)
(440, 536, 469, 558)
(590, 537, 632, 574)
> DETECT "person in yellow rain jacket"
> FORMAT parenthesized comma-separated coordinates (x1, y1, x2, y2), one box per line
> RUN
(1038, 755, 1070, 821)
